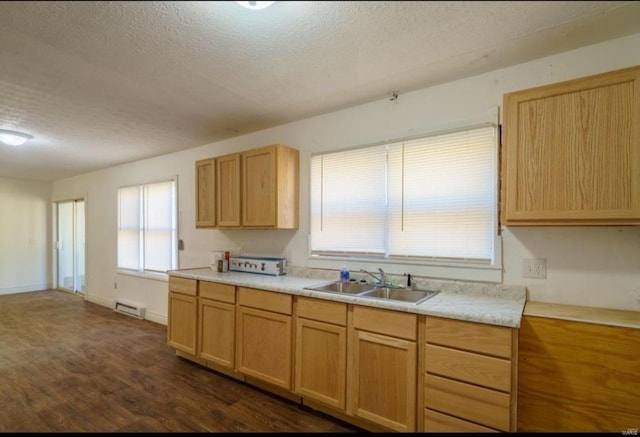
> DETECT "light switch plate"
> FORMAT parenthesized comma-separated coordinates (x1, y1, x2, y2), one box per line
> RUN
(523, 258, 547, 279)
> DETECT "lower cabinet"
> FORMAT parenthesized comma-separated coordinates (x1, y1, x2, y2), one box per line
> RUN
(294, 297, 347, 411)
(166, 277, 519, 433)
(235, 287, 293, 390)
(198, 281, 236, 368)
(349, 305, 417, 432)
(167, 277, 198, 355)
(420, 316, 517, 432)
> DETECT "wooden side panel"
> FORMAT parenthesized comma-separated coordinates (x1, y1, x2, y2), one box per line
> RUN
(276, 144, 300, 229)
(518, 315, 640, 432)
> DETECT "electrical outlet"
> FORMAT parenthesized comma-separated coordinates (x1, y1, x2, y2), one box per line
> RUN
(522, 258, 547, 279)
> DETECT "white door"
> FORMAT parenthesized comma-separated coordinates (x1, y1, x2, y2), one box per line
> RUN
(57, 200, 85, 293)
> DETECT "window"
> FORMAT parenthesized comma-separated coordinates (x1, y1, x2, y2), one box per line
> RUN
(117, 179, 177, 273)
(310, 124, 498, 266)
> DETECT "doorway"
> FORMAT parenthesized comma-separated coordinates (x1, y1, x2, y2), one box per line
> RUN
(57, 199, 85, 294)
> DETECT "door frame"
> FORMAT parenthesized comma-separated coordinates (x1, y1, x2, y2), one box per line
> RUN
(54, 197, 86, 295)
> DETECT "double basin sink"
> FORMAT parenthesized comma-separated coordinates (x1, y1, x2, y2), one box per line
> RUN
(305, 281, 438, 305)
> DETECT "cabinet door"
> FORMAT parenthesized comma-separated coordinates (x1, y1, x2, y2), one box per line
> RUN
(167, 292, 197, 355)
(350, 330, 417, 432)
(502, 66, 640, 224)
(216, 153, 241, 227)
(195, 158, 216, 227)
(242, 145, 277, 227)
(295, 318, 347, 410)
(236, 306, 292, 389)
(199, 298, 235, 368)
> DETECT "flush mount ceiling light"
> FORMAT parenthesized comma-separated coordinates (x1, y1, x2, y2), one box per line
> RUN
(0, 129, 33, 146)
(235, 1, 275, 10)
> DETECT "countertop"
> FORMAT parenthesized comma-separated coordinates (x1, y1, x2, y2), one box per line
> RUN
(524, 301, 640, 329)
(168, 268, 527, 328)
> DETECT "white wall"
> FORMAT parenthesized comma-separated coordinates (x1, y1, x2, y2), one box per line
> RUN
(0, 176, 52, 295)
(52, 33, 640, 320)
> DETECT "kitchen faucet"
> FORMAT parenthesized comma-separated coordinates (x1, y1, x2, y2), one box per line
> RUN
(359, 268, 387, 286)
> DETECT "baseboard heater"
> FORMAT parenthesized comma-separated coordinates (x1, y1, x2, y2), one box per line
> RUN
(114, 299, 145, 319)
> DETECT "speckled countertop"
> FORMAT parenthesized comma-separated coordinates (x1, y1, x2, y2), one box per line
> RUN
(168, 267, 527, 328)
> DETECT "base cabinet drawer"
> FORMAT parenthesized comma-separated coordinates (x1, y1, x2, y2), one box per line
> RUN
(425, 343, 511, 391)
(424, 374, 511, 432)
(424, 408, 499, 433)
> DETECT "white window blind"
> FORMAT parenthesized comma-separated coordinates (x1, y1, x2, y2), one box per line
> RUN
(117, 179, 177, 273)
(310, 124, 497, 263)
(310, 145, 387, 256)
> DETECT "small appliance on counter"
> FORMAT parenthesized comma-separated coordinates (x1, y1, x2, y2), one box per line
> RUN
(229, 256, 287, 276)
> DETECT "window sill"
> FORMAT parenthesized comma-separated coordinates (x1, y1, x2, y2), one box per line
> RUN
(116, 269, 169, 282)
(307, 257, 502, 283)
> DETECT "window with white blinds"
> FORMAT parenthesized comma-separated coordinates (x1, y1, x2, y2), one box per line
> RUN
(117, 179, 177, 273)
(310, 124, 497, 264)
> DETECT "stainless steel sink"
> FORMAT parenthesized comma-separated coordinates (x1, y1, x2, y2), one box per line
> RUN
(305, 281, 438, 304)
(360, 287, 439, 305)
(305, 281, 375, 295)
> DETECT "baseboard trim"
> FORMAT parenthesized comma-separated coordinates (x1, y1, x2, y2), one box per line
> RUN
(0, 283, 52, 296)
(85, 294, 167, 325)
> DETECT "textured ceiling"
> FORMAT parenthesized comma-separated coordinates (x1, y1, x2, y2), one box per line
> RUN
(1, 1, 639, 181)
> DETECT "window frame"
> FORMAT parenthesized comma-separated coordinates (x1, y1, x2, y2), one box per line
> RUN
(307, 123, 502, 283)
(116, 176, 178, 278)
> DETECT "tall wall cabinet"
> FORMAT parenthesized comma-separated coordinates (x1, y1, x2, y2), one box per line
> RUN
(501, 65, 640, 225)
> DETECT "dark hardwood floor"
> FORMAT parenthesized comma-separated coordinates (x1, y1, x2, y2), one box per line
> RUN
(0, 290, 363, 433)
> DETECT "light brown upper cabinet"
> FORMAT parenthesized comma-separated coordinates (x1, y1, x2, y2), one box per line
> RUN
(214, 144, 299, 229)
(501, 66, 640, 225)
(242, 144, 299, 228)
(195, 158, 216, 228)
(216, 153, 242, 227)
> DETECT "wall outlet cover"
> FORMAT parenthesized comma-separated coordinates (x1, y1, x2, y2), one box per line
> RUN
(523, 258, 547, 279)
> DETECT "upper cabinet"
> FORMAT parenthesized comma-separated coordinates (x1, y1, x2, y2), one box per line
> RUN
(195, 158, 216, 228)
(242, 144, 299, 229)
(501, 66, 640, 225)
(209, 144, 299, 229)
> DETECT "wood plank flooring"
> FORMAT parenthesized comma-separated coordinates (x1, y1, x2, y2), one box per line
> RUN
(0, 290, 363, 433)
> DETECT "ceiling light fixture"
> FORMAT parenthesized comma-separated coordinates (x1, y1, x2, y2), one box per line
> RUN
(235, 1, 275, 11)
(0, 129, 33, 146)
